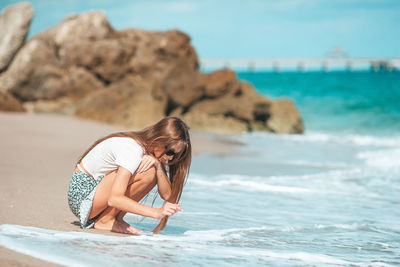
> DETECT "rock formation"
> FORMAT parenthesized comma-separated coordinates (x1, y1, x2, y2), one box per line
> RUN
(0, 2, 34, 72)
(0, 8, 304, 134)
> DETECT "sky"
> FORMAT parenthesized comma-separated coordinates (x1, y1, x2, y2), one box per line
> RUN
(1, 0, 399, 59)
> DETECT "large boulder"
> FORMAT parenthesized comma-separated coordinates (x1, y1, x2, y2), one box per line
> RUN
(162, 64, 204, 107)
(180, 110, 249, 133)
(62, 67, 105, 100)
(201, 69, 238, 98)
(0, 38, 105, 101)
(117, 28, 202, 106)
(59, 39, 136, 83)
(176, 78, 273, 132)
(120, 29, 199, 80)
(0, 11, 109, 100)
(74, 76, 165, 129)
(0, 39, 63, 100)
(0, 2, 34, 72)
(183, 83, 256, 122)
(52, 11, 113, 46)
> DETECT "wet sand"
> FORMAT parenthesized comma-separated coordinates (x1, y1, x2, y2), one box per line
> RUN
(0, 113, 236, 266)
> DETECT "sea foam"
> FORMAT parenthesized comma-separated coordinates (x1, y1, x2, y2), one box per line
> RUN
(0, 224, 350, 266)
(239, 131, 400, 148)
(1, 222, 397, 266)
(357, 148, 400, 170)
(188, 177, 311, 193)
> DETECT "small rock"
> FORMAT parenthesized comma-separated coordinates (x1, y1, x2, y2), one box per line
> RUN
(0, 91, 26, 112)
(31, 97, 75, 115)
(201, 69, 238, 97)
(266, 98, 304, 133)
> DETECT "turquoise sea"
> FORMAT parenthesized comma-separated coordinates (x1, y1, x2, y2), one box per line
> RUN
(1, 71, 399, 266)
(240, 72, 400, 135)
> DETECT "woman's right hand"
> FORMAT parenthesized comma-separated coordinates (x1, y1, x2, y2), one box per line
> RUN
(156, 202, 183, 219)
(137, 155, 161, 173)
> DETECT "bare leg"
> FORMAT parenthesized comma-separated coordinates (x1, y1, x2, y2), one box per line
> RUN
(90, 167, 157, 234)
(116, 174, 157, 222)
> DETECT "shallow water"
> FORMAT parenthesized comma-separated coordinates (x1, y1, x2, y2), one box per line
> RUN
(1, 72, 399, 266)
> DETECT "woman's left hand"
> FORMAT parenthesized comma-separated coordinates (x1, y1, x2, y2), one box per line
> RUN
(137, 155, 161, 173)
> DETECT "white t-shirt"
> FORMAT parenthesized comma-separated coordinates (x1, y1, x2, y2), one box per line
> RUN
(81, 137, 144, 180)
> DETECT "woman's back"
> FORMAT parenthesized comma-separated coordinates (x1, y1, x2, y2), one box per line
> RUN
(81, 137, 144, 180)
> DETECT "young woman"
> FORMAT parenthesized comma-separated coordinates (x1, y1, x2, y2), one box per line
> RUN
(68, 117, 192, 235)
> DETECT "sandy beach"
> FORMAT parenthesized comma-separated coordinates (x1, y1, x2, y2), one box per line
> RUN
(0, 112, 235, 266)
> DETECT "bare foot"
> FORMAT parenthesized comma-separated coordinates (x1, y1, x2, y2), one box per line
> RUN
(113, 219, 143, 235)
(94, 218, 143, 235)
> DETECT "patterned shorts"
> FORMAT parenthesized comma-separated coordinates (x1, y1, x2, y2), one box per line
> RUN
(67, 171, 104, 229)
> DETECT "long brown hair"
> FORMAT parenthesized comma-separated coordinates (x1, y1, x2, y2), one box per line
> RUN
(77, 117, 192, 234)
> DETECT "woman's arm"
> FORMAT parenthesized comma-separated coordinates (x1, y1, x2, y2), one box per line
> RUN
(155, 162, 172, 201)
(137, 155, 172, 201)
(107, 167, 177, 219)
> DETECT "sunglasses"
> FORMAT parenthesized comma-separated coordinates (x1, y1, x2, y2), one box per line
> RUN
(165, 149, 177, 157)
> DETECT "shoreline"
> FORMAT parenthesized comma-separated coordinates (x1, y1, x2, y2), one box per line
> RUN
(0, 112, 239, 266)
